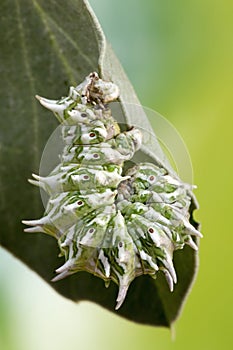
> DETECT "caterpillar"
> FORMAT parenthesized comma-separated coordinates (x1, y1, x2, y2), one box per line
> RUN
(22, 72, 202, 310)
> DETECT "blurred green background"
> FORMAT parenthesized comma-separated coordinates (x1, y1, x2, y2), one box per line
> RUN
(0, 0, 232, 349)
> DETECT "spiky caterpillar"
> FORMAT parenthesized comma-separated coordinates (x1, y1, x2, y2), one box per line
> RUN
(23, 72, 202, 309)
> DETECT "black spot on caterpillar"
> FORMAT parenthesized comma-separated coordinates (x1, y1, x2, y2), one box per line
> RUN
(22, 72, 202, 310)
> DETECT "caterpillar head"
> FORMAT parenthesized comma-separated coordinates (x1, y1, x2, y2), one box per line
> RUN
(78, 72, 120, 105)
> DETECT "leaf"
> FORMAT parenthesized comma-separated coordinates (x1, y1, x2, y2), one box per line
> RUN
(100, 43, 174, 173)
(0, 0, 199, 327)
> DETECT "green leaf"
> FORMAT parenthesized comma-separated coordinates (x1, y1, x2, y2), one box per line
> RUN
(0, 0, 199, 327)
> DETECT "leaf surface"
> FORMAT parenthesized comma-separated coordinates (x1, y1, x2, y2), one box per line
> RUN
(0, 0, 199, 327)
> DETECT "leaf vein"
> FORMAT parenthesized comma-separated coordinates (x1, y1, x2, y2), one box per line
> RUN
(32, 0, 95, 76)
(15, 0, 40, 213)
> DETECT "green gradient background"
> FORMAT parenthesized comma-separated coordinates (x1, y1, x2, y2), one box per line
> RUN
(0, 0, 232, 349)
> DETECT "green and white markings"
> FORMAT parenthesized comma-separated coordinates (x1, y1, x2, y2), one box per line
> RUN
(22, 72, 202, 310)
